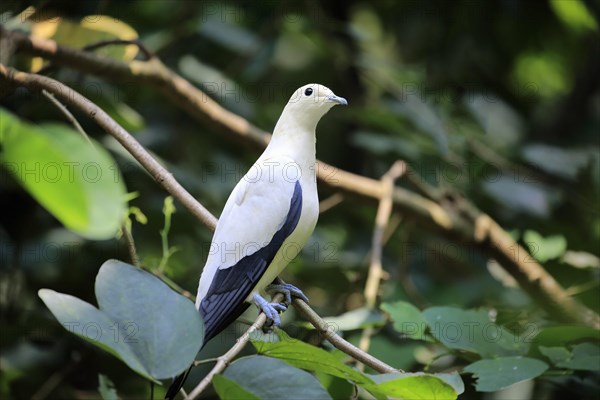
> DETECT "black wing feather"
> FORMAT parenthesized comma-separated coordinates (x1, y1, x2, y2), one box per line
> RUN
(199, 180, 303, 343)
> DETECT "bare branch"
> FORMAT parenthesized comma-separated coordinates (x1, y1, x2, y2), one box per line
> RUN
(41, 89, 92, 145)
(358, 161, 406, 370)
(82, 38, 154, 60)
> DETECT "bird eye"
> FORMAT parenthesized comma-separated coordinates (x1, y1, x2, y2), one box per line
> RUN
(304, 88, 313, 96)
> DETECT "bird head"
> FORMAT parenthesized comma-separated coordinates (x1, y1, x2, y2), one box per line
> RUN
(284, 84, 347, 122)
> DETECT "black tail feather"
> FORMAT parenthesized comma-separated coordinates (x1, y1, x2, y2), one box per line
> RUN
(164, 365, 193, 400)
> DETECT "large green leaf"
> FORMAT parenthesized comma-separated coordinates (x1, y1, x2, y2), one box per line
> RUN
(382, 301, 432, 341)
(39, 260, 203, 381)
(222, 356, 331, 399)
(422, 307, 527, 357)
(0, 110, 126, 239)
(464, 356, 548, 392)
(370, 372, 463, 400)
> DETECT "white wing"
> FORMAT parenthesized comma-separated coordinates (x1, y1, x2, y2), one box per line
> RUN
(196, 155, 301, 304)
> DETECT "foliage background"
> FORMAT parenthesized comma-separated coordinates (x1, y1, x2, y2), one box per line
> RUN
(1, 0, 599, 399)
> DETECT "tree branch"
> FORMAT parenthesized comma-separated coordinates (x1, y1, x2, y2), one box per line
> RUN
(40, 89, 90, 141)
(1, 27, 598, 327)
(358, 161, 406, 370)
(82, 38, 155, 60)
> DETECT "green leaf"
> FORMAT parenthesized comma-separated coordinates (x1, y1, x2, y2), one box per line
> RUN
(316, 372, 355, 400)
(422, 307, 527, 357)
(550, 0, 598, 34)
(523, 230, 567, 263)
(39, 259, 203, 381)
(540, 343, 600, 371)
(371, 372, 462, 400)
(513, 51, 570, 99)
(321, 307, 386, 331)
(252, 331, 373, 387)
(382, 301, 431, 341)
(38, 289, 151, 379)
(222, 356, 332, 399)
(212, 374, 259, 400)
(0, 110, 126, 239)
(464, 356, 548, 392)
(98, 374, 118, 400)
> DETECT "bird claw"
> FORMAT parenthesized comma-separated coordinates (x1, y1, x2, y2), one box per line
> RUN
(266, 283, 309, 305)
(253, 294, 286, 327)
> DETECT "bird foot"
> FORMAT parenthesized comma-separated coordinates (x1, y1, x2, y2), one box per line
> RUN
(266, 283, 309, 306)
(253, 293, 287, 327)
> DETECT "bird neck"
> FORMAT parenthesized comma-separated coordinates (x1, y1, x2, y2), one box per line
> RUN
(270, 115, 317, 172)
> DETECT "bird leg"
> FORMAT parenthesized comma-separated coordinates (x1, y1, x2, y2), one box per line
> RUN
(266, 283, 309, 306)
(253, 293, 287, 327)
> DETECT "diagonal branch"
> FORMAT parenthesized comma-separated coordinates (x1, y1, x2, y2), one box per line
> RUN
(1, 27, 598, 328)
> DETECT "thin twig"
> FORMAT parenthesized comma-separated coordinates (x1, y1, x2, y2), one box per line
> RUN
(357, 161, 406, 370)
(82, 38, 154, 60)
(41, 89, 94, 147)
(185, 293, 285, 400)
(122, 221, 140, 267)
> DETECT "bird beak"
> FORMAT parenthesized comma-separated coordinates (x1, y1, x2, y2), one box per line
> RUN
(325, 95, 348, 106)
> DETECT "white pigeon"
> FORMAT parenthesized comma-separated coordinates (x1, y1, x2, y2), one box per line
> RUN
(165, 84, 346, 399)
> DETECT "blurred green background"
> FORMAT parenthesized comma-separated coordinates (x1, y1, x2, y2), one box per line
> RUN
(1, 0, 599, 399)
